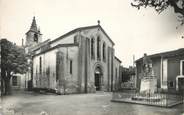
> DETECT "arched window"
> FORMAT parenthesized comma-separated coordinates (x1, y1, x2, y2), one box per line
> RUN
(34, 33, 38, 42)
(103, 42, 106, 61)
(91, 38, 94, 59)
(97, 36, 101, 59)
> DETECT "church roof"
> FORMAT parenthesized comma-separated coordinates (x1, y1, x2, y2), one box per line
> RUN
(28, 39, 51, 52)
(30, 16, 37, 31)
(50, 25, 115, 45)
(33, 43, 79, 57)
(115, 56, 122, 63)
(26, 16, 41, 35)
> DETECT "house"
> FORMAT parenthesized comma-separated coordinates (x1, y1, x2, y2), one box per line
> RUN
(24, 17, 122, 94)
(10, 74, 28, 90)
(136, 48, 184, 93)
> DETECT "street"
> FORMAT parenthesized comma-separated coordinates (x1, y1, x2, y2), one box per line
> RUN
(1, 91, 184, 115)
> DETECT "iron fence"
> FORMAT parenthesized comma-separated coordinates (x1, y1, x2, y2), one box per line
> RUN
(112, 90, 183, 107)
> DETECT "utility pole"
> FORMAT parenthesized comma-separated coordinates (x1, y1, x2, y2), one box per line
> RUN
(133, 55, 135, 67)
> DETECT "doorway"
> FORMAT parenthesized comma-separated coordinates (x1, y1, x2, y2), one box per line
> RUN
(178, 78, 184, 93)
(95, 74, 101, 91)
(94, 66, 103, 91)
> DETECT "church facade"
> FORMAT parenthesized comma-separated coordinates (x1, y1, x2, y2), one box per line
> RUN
(25, 17, 121, 94)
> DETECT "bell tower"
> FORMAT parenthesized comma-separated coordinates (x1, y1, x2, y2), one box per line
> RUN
(25, 16, 42, 47)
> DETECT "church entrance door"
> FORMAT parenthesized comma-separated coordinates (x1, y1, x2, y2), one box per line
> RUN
(95, 73, 101, 91)
(94, 66, 103, 91)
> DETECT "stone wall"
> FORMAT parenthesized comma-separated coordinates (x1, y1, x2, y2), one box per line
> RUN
(76, 27, 115, 92)
(32, 26, 120, 94)
(114, 57, 121, 91)
(32, 45, 79, 93)
(167, 57, 181, 92)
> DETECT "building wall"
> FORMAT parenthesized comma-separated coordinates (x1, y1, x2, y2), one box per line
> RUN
(151, 58, 161, 88)
(26, 31, 42, 47)
(32, 26, 121, 93)
(136, 61, 143, 89)
(10, 75, 21, 89)
(113, 58, 121, 90)
(33, 46, 79, 93)
(33, 49, 56, 89)
(136, 55, 184, 92)
(11, 74, 28, 90)
(50, 34, 75, 47)
(167, 57, 180, 92)
(76, 27, 115, 92)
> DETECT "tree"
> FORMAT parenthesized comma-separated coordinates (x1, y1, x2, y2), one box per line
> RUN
(0, 39, 28, 95)
(121, 67, 135, 82)
(131, 0, 184, 25)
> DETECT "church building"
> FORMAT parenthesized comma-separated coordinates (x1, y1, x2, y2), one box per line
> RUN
(25, 17, 121, 94)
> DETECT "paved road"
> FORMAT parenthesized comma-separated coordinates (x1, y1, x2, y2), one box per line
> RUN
(1, 91, 184, 115)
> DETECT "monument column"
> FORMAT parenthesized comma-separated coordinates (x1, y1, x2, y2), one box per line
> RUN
(140, 53, 157, 94)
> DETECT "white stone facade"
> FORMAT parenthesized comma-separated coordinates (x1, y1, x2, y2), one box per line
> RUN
(26, 18, 121, 94)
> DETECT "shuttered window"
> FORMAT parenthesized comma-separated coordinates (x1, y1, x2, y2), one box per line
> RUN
(70, 60, 73, 74)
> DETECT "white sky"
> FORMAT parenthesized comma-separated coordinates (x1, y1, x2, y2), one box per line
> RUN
(1, 0, 184, 67)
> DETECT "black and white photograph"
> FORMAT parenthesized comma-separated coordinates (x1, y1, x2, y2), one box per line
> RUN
(0, 0, 184, 115)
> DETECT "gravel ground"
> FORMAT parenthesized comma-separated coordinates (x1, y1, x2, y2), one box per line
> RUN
(1, 91, 184, 115)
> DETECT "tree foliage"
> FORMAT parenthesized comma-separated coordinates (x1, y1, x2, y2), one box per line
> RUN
(1, 39, 28, 75)
(0, 39, 29, 95)
(131, 0, 184, 25)
(121, 67, 135, 82)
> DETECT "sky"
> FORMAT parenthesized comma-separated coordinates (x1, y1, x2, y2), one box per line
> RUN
(1, 0, 184, 67)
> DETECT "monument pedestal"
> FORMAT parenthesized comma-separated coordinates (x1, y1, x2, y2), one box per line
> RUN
(132, 76, 159, 102)
(140, 76, 157, 94)
(131, 54, 161, 102)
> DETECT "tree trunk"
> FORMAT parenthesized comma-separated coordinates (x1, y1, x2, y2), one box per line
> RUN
(1, 70, 6, 96)
(1, 79, 5, 96)
(4, 78, 11, 95)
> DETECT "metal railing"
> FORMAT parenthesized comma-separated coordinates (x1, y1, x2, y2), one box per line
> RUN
(112, 90, 183, 107)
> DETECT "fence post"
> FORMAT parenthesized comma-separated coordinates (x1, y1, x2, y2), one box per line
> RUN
(166, 93, 168, 107)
